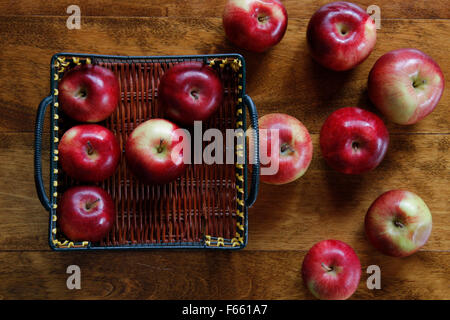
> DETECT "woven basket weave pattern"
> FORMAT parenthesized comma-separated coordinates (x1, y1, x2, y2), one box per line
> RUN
(53, 56, 243, 248)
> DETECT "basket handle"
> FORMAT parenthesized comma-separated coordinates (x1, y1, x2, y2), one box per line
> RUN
(243, 95, 260, 208)
(34, 95, 53, 211)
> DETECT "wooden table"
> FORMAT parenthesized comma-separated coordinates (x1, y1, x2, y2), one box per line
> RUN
(0, 0, 448, 300)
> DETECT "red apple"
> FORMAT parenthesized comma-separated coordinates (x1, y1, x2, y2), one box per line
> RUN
(320, 107, 389, 174)
(302, 239, 361, 300)
(223, 0, 288, 52)
(125, 119, 187, 184)
(365, 190, 432, 257)
(58, 64, 120, 122)
(58, 124, 120, 182)
(158, 61, 223, 126)
(307, 1, 376, 71)
(368, 48, 445, 125)
(257, 113, 313, 185)
(58, 186, 115, 242)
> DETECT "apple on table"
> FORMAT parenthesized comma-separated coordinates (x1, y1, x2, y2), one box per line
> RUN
(307, 1, 377, 71)
(223, 0, 288, 52)
(302, 239, 361, 300)
(320, 107, 389, 174)
(58, 186, 116, 242)
(365, 190, 432, 257)
(125, 118, 187, 185)
(368, 48, 445, 125)
(158, 61, 223, 126)
(58, 64, 120, 123)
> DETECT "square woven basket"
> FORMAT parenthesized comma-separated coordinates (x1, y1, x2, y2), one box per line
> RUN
(34, 53, 260, 251)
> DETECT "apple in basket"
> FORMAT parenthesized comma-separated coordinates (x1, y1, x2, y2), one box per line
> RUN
(58, 124, 120, 182)
(257, 113, 313, 185)
(223, 0, 288, 52)
(365, 190, 432, 257)
(306, 1, 376, 71)
(320, 107, 389, 174)
(125, 119, 187, 184)
(158, 61, 223, 126)
(302, 239, 361, 300)
(58, 186, 116, 242)
(58, 64, 120, 122)
(368, 48, 445, 125)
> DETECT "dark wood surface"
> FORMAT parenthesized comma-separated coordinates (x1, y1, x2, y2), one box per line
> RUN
(0, 0, 448, 299)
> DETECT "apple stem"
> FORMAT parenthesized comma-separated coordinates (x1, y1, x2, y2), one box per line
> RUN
(157, 139, 164, 153)
(190, 90, 199, 100)
(77, 87, 87, 99)
(280, 143, 294, 154)
(85, 198, 100, 210)
(394, 220, 405, 228)
(412, 79, 426, 88)
(86, 141, 94, 155)
(321, 262, 333, 273)
(257, 15, 270, 23)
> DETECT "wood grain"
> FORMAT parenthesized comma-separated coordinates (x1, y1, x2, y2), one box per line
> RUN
(248, 134, 450, 252)
(0, 0, 448, 300)
(1, 132, 448, 251)
(0, 17, 449, 133)
(0, 0, 449, 19)
(0, 251, 448, 300)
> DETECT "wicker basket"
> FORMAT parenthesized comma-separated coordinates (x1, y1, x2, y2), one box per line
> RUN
(34, 53, 260, 251)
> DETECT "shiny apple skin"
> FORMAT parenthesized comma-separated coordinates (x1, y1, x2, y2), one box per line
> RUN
(58, 186, 115, 242)
(158, 61, 223, 126)
(307, 1, 376, 71)
(302, 239, 361, 300)
(320, 107, 389, 174)
(58, 64, 120, 122)
(58, 124, 120, 182)
(258, 113, 313, 185)
(223, 0, 288, 52)
(368, 48, 445, 125)
(365, 190, 432, 257)
(125, 119, 187, 184)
